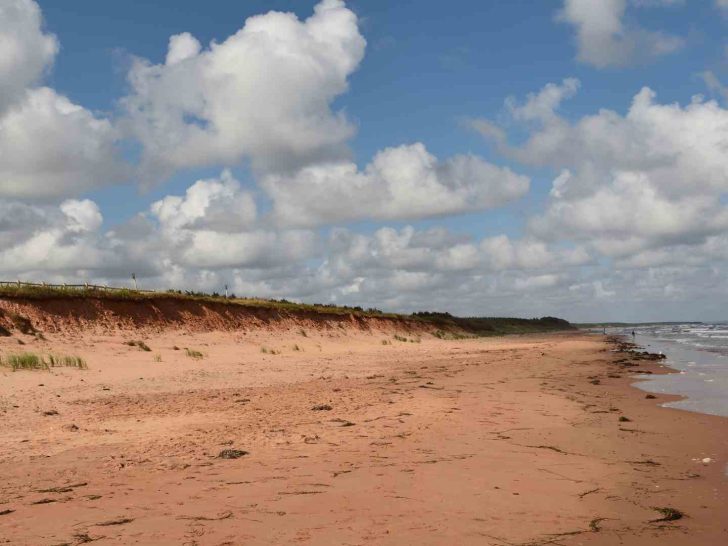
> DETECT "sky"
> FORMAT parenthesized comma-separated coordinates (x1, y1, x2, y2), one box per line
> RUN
(1, 0, 727, 322)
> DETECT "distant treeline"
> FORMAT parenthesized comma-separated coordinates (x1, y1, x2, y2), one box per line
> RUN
(577, 321, 704, 328)
(411, 312, 574, 335)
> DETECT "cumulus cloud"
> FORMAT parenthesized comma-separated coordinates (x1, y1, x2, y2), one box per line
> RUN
(0, 180, 724, 320)
(0, 0, 58, 114)
(472, 80, 728, 260)
(557, 0, 684, 68)
(142, 171, 316, 269)
(150, 170, 256, 233)
(0, 198, 128, 276)
(0, 0, 125, 200)
(0, 87, 126, 199)
(263, 143, 530, 226)
(123, 0, 366, 183)
(2, 0, 726, 322)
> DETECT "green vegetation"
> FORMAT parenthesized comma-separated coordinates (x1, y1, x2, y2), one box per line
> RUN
(0, 283, 400, 318)
(47, 355, 87, 369)
(577, 321, 703, 328)
(185, 348, 204, 359)
(393, 334, 420, 343)
(412, 312, 574, 336)
(0, 352, 87, 371)
(433, 329, 471, 340)
(0, 282, 575, 338)
(2, 353, 46, 370)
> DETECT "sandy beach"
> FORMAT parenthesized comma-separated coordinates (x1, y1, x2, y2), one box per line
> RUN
(1, 322, 727, 545)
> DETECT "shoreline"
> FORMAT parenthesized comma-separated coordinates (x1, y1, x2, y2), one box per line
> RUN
(574, 334, 728, 544)
(1, 330, 727, 544)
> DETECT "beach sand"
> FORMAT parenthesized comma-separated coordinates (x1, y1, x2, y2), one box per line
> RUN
(1, 328, 726, 545)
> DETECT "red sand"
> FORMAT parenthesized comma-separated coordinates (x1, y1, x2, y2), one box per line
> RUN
(0, 311, 726, 545)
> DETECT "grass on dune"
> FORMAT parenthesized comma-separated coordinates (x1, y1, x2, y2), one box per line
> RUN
(2, 353, 47, 371)
(185, 348, 204, 359)
(393, 334, 420, 343)
(47, 354, 87, 369)
(0, 283, 396, 318)
(0, 352, 87, 371)
(0, 283, 576, 337)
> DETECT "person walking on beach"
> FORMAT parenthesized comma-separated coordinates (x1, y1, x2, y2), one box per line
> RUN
(632, 330, 636, 338)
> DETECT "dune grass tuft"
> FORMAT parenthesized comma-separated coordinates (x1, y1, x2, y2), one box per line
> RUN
(0, 352, 87, 371)
(2, 353, 47, 371)
(185, 348, 204, 359)
(47, 354, 87, 369)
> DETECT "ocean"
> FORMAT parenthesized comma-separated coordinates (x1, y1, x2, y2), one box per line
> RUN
(606, 323, 728, 418)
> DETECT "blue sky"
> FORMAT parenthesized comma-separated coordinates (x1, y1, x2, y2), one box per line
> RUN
(37, 0, 719, 224)
(2, 0, 728, 321)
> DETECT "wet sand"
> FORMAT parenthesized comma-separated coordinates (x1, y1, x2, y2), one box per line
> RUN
(1, 329, 727, 545)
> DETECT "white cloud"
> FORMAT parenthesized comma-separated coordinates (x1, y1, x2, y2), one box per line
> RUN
(165, 32, 201, 65)
(0, 0, 58, 114)
(150, 170, 256, 233)
(0, 199, 125, 276)
(0, 187, 724, 320)
(506, 78, 580, 123)
(263, 143, 530, 226)
(0, 1, 125, 200)
(699, 70, 728, 102)
(144, 171, 316, 270)
(123, 0, 366, 183)
(0, 87, 126, 199)
(60, 199, 103, 233)
(2, 0, 727, 322)
(473, 80, 728, 260)
(558, 0, 684, 68)
(514, 274, 562, 291)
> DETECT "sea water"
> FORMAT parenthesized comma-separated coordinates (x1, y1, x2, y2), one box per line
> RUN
(608, 323, 728, 418)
